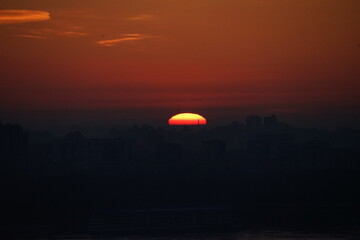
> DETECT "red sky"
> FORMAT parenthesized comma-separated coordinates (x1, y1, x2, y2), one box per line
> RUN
(1, 0, 360, 126)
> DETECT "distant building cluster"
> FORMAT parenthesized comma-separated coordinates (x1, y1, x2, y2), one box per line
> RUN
(1, 115, 359, 179)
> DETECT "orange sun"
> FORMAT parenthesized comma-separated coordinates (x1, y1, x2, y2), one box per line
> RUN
(168, 113, 207, 125)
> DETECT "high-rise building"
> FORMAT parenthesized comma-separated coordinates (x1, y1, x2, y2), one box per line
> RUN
(264, 115, 278, 132)
(246, 115, 262, 131)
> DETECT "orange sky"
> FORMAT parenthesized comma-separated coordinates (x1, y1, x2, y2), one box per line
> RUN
(0, 0, 360, 126)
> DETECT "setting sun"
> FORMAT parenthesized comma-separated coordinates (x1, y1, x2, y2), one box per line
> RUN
(168, 113, 207, 125)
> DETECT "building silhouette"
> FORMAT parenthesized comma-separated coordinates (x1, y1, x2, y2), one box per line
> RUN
(264, 115, 278, 132)
(246, 115, 262, 132)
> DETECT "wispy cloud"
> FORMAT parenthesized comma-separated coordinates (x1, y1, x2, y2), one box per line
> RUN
(127, 14, 155, 21)
(97, 34, 147, 47)
(122, 34, 142, 37)
(0, 10, 50, 25)
(58, 31, 87, 37)
(16, 34, 47, 39)
(16, 28, 87, 39)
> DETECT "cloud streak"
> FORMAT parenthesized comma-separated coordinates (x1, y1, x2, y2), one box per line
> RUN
(16, 34, 47, 39)
(58, 31, 87, 37)
(0, 10, 50, 25)
(127, 14, 155, 21)
(16, 28, 87, 39)
(97, 34, 146, 47)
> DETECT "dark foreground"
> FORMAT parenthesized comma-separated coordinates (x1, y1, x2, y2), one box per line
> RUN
(2, 225, 360, 240)
(45, 229, 360, 240)
(1, 204, 360, 239)
(1, 121, 360, 238)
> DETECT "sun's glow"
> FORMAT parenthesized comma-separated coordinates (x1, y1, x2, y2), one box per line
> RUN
(168, 113, 207, 125)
